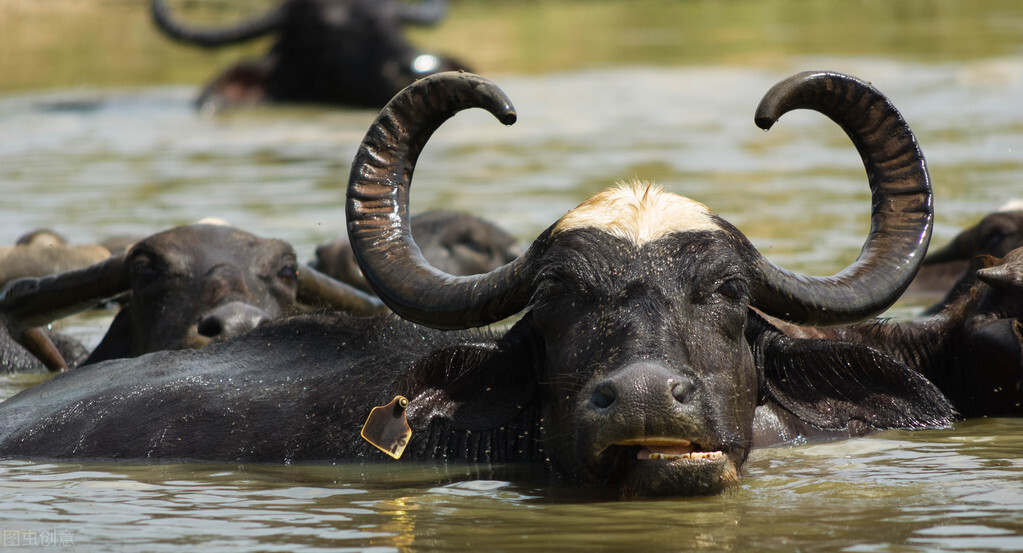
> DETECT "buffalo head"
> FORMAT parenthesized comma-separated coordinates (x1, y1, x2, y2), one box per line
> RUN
(0, 223, 382, 368)
(770, 244, 1023, 419)
(928, 202, 1023, 264)
(907, 202, 1023, 307)
(344, 72, 947, 495)
(917, 247, 1023, 416)
(0, 229, 111, 287)
(151, 0, 470, 110)
(312, 209, 520, 294)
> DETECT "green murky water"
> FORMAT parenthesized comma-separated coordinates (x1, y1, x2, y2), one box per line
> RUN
(1, 1, 1023, 551)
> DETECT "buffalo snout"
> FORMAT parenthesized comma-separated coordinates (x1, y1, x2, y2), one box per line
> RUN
(197, 301, 272, 341)
(589, 361, 696, 414)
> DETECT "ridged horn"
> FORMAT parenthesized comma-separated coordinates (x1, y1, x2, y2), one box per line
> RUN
(346, 72, 536, 329)
(751, 71, 933, 325)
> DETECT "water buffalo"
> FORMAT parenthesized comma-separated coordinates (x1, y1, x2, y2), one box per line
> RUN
(0, 72, 954, 497)
(0, 222, 382, 371)
(0, 229, 111, 287)
(904, 201, 1023, 308)
(774, 246, 1023, 419)
(929, 201, 1023, 263)
(0, 230, 103, 372)
(312, 209, 520, 293)
(152, 0, 470, 110)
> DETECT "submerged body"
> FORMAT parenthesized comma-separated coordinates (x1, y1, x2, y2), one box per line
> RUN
(0, 310, 938, 484)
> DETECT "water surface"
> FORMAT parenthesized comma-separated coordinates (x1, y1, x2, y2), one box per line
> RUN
(1, 420, 1021, 552)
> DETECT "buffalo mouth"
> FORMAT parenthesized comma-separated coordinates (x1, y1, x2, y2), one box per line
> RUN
(618, 438, 726, 461)
(595, 437, 739, 497)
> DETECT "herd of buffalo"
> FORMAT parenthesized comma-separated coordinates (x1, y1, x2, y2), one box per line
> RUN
(0, 0, 1020, 498)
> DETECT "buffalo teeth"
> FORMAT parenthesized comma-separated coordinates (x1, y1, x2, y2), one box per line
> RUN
(647, 451, 723, 461)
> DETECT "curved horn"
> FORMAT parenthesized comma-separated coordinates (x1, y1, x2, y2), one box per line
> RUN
(751, 71, 933, 325)
(347, 72, 536, 329)
(151, 0, 284, 48)
(296, 266, 387, 316)
(0, 254, 129, 334)
(977, 250, 1023, 291)
(17, 328, 68, 372)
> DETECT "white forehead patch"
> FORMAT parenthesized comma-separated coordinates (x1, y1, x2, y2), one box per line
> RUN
(998, 199, 1023, 212)
(193, 217, 233, 227)
(552, 181, 720, 244)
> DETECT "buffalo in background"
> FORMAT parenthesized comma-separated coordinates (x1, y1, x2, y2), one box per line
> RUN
(1, 229, 113, 372)
(151, 0, 470, 110)
(0, 72, 957, 497)
(904, 201, 1023, 308)
(0, 229, 112, 287)
(0, 222, 382, 372)
(312, 210, 520, 293)
(774, 245, 1023, 419)
(2, 209, 519, 372)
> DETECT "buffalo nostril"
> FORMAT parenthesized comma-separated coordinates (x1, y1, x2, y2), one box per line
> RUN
(197, 316, 223, 338)
(671, 377, 695, 404)
(591, 383, 617, 410)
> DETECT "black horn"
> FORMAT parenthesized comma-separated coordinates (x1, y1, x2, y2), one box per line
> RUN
(16, 328, 69, 372)
(151, 0, 284, 48)
(296, 266, 387, 316)
(0, 254, 129, 334)
(346, 72, 537, 329)
(751, 71, 933, 325)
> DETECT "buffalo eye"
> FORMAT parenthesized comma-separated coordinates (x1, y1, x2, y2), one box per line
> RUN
(461, 238, 487, 255)
(128, 255, 159, 283)
(713, 278, 749, 303)
(535, 276, 567, 301)
(983, 228, 1006, 252)
(532, 269, 585, 307)
(277, 264, 299, 287)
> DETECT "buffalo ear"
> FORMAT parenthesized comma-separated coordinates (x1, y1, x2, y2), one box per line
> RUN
(399, 340, 537, 432)
(748, 312, 955, 431)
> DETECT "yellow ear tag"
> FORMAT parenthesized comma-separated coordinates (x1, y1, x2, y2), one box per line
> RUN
(360, 396, 412, 459)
